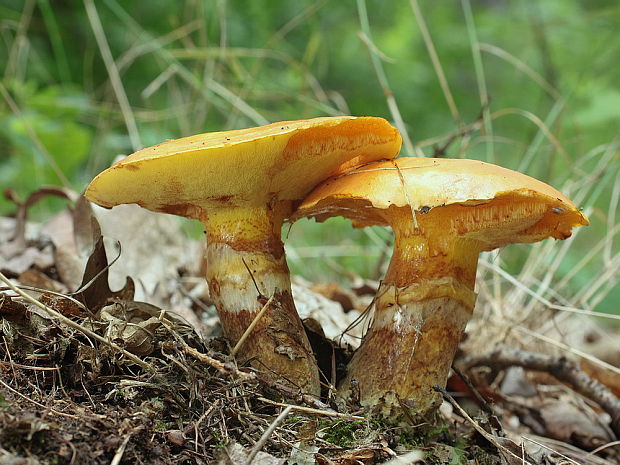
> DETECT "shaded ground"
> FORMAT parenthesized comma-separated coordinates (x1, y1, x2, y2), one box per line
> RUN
(0, 308, 502, 464)
(0, 191, 619, 464)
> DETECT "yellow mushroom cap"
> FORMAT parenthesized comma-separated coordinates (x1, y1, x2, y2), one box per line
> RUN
(293, 157, 588, 250)
(85, 116, 402, 221)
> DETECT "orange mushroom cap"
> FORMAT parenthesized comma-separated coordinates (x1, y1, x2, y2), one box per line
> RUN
(293, 157, 588, 251)
(85, 116, 402, 221)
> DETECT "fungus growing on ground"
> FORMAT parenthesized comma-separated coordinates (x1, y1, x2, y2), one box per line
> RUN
(85, 116, 402, 394)
(292, 157, 588, 415)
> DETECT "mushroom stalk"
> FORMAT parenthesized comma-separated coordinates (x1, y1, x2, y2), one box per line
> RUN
(293, 157, 587, 420)
(339, 211, 481, 417)
(204, 205, 320, 395)
(84, 116, 402, 395)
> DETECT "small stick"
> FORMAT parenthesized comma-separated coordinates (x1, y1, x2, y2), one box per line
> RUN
(258, 397, 365, 421)
(181, 342, 255, 382)
(435, 386, 535, 465)
(231, 295, 274, 356)
(521, 436, 582, 465)
(451, 364, 495, 416)
(244, 405, 293, 465)
(0, 271, 153, 372)
(0, 361, 60, 371)
(517, 327, 620, 376)
(110, 433, 132, 465)
(589, 440, 620, 456)
(459, 346, 620, 437)
(181, 343, 332, 411)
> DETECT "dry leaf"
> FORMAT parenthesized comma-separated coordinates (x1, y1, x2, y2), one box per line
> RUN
(217, 442, 285, 465)
(382, 450, 424, 465)
(539, 397, 613, 449)
(0, 294, 28, 316)
(18, 269, 65, 293)
(92, 203, 200, 304)
(292, 277, 364, 349)
(101, 302, 162, 356)
(42, 208, 85, 290)
(310, 282, 357, 312)
(288, 442, 320, 465)
(75, 237, 134, 312)
(73, 195, 101, 257)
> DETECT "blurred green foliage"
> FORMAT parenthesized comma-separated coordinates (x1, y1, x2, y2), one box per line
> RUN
(1, 0, 618, 311)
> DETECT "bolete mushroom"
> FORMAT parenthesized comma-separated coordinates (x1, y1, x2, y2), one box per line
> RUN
(292, 157, 588, 415)
(85, 116, 402, 394)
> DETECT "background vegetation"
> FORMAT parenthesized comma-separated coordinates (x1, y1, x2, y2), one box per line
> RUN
(1, 0, 618, 314)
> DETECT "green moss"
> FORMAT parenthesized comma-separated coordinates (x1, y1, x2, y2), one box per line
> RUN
(317, 419, 367, 447)
(154, 421, 167, 431)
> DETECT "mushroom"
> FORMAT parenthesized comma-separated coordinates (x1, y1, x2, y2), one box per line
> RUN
(85, 116, 402, 394)
(292, 157, 588, 415)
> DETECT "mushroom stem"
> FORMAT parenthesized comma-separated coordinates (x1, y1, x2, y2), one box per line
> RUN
(204, 206, 320, 395)
(339, 211, 480, 418)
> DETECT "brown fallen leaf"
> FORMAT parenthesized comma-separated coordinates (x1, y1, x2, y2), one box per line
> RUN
(539, 396, 613, 450)
(316, 448, 376, 465)
(0, 294, 28, 315)
(101, 302, 163, 356)
(75, 236, 134, 312)
(18, 269, 66, 293)
(73, 195, 101, 258)
(310, 282, 357, 312)
(39, 293, 86, 318)
(91, 203, 200, 304)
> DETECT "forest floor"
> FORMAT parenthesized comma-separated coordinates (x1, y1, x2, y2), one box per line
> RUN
(0, 190, 619, 465)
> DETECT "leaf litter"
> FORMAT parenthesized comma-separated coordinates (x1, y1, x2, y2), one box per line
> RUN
(0, 188, 619, 464)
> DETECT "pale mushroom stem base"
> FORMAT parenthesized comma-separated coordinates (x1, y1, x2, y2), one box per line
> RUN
(339, 286, 475, 418)
(204, 208, 320, 396)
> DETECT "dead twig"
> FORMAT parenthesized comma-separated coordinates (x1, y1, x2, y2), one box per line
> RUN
(257, 397, 365, 420)
(435, 386, 536, 465)
(231, 295, 274, 356)
(181, 342, 255, 382)
(180, 342, 333, 412)
(459, 346, 620, 437)
(245, 405, 292, 465)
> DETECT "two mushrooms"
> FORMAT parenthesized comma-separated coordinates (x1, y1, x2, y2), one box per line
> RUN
(86, 116, 587, 420)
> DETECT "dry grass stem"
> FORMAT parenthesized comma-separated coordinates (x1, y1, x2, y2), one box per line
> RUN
(181, 342, 254, 382)
(110, 433, 132, 465)
(516, 327, 620, 376)
(0, 378, 78, 419)
(356, 0, 417, 156)
(409, 0, 460, 122)
(245, 405, 293, 465)
(231, 295, 275, 357)
(84, 0, 142, 151)
(257, 397, 365, 421)
(437, 386, 535, 465)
